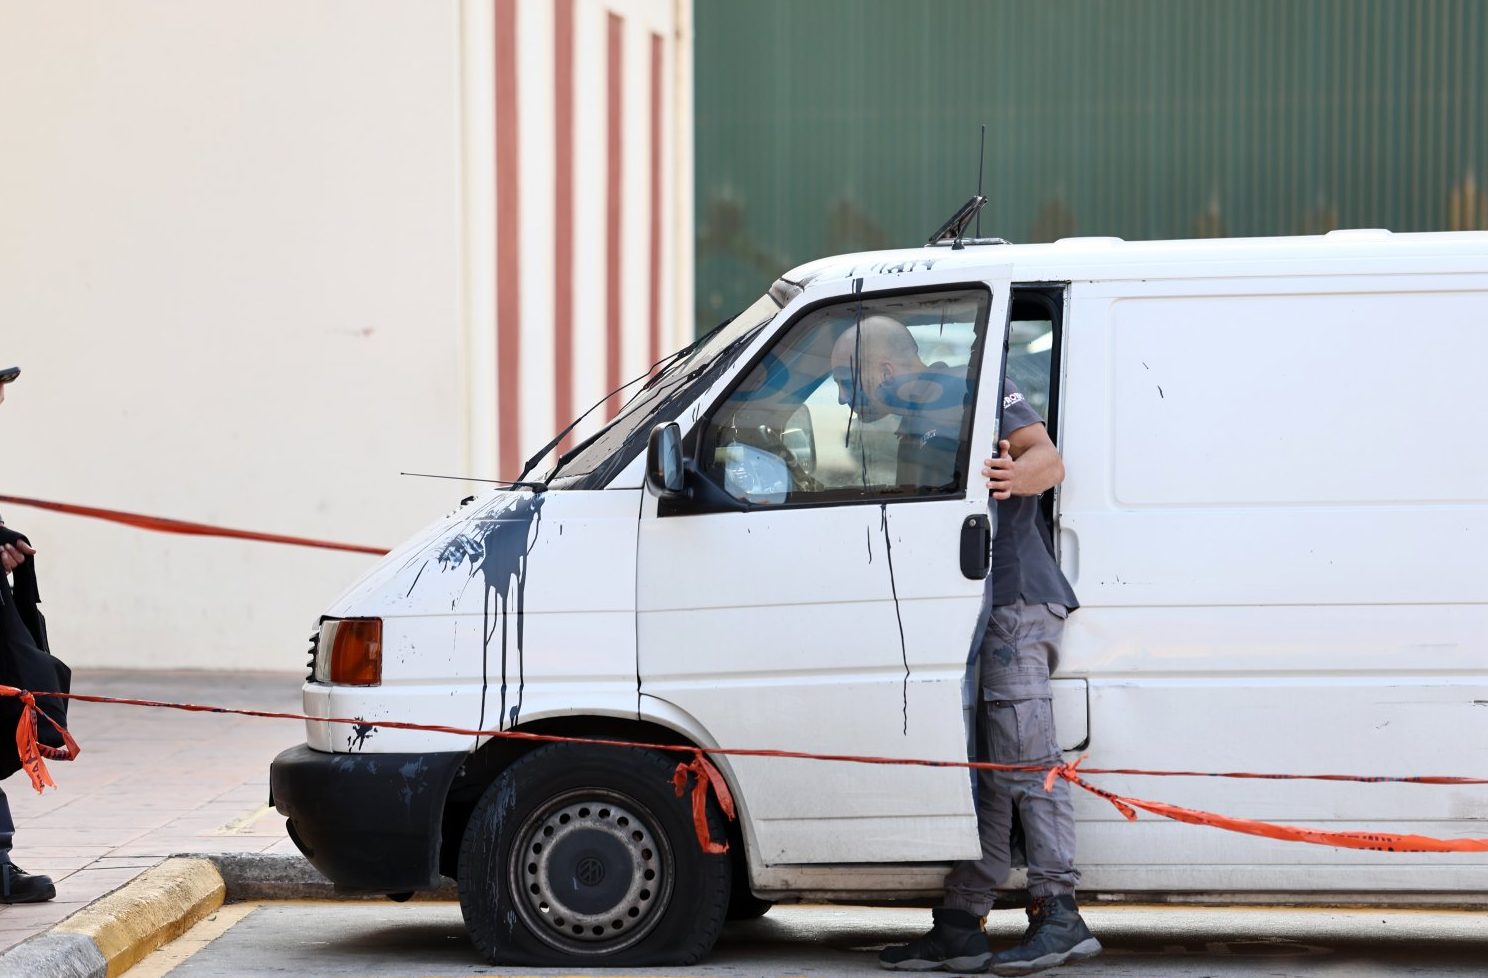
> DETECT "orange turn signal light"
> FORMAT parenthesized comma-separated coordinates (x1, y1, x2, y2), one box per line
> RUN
(324, 618, 382, 686)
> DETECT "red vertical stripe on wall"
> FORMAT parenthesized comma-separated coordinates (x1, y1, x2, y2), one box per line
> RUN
(648, 32, 663, 368)
(604, 13, 624, 419)
(553, 0, 575, 450)
(495, 0, 521, 476)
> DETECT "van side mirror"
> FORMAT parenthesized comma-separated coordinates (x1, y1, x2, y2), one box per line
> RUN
(645, 423, 687, 498)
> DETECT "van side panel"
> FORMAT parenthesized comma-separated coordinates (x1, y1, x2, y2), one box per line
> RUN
(1059, 276, 1488, 895)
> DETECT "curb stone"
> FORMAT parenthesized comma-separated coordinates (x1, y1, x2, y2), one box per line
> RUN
(0, 933, 107, 978)
(0, 853, 457, 978)
(204, 852, 456, 902)
(0, 857, 224, 978)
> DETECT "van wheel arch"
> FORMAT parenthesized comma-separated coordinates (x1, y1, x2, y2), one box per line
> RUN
(437, 717, 724, 882)
(456, 740, 732, 965)
(438, 717, 762, 924)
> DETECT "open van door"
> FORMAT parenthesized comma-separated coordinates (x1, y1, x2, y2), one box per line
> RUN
(638, 265, 1012, 866)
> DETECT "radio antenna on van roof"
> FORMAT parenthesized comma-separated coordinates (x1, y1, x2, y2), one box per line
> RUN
(976, 124, 985, 239)
(926, 125, 1008, 249)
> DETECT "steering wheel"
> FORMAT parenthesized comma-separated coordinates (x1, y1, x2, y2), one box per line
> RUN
(750, 424, 823, 494)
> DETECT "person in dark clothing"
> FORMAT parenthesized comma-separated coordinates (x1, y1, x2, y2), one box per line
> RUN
(867, 371, 1099, 974)
(0, 372, 58, 903)
(0, 531, 32, 578)
(0, 369, 31, 575)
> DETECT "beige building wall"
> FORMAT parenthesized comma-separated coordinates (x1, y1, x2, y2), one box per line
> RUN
(0, 0, 693, 671)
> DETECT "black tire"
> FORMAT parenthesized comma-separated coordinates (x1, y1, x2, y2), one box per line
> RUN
(457, 742, 731, 966)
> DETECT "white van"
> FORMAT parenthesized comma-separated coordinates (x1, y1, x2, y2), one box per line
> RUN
(271, 229, 1488, 967)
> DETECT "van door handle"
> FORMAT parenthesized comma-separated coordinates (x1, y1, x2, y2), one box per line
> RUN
(960, 515, 991, 580)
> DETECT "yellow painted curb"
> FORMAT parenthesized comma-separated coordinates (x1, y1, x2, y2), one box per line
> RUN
(55, 857, 226, 978)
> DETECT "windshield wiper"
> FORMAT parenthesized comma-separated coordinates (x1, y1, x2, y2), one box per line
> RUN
(517, 322, 730, 484)
(542, 349, 710, 477)
(521, 306, 779, 485)
(401, 471, 549, 493)
(637, 319, 727, 392)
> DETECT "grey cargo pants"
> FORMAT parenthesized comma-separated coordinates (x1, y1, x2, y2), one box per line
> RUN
(942, 599, 1080, 914)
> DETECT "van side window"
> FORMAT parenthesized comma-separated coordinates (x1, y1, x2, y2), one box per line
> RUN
(1007, 287, 1066, 534)
(1006, 288, 1064, 436)
(698, 288, 989, 506)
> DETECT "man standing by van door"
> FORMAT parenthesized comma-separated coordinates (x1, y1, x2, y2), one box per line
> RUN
(879, 383, 1100, 976)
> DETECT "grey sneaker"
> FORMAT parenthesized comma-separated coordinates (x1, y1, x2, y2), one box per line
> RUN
(988, 894, 1100, 976)
(0, 863, 56, 904)
(879, 907, 991, 972)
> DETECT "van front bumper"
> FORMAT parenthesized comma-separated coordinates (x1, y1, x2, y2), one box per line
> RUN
(269, 744, 466, 893)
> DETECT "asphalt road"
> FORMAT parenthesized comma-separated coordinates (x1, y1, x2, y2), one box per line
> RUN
(129, 901, 1488, 978)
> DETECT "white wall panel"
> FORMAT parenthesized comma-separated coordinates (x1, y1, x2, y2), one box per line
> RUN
(620, 13, 652, 383)
(460, 0, 499, 479)
(0, 0, 691, 669)
(516, 0, 557, 458)
(571, 0, 617, 444)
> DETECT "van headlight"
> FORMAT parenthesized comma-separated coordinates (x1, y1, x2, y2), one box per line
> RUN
(313, 618, 383, 686)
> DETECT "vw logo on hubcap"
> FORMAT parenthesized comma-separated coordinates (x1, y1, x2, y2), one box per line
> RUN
(575, 856, 606, 887)
(514, 794, 672, 952)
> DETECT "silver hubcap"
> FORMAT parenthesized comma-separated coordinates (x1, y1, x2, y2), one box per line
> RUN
(509, 789, 673, 954)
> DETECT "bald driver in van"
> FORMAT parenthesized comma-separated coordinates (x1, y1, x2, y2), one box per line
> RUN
(831, 316, 1101, 975)
(830, 314, 967, 490)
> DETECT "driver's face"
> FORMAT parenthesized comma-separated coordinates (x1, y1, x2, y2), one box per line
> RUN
(832, 363, 884, 422)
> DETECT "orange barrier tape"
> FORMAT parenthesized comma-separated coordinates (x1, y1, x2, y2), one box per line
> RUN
(0, 495, 388, 556)
(4, 687, 1488, 855)
(0, 685, 82, 793)
(1048, 756, 1488, 854)
(672, 752, 737, 854)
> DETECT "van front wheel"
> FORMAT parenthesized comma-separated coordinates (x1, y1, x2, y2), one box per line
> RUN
(458, 742, 731, 966)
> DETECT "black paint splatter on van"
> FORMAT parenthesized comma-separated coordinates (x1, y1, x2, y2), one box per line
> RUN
(404, 560, 428, 598)
(348, 720, 377, 751)
(437, 493, 547, 731)
(879, 503, 910, 735)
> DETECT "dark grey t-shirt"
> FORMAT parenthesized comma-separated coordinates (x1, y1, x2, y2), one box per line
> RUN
(894, 361, 968, 491)
(990, 380, 1079, 609)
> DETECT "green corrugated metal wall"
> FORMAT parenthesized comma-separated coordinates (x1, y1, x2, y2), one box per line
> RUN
(694, 0, 1488, 327)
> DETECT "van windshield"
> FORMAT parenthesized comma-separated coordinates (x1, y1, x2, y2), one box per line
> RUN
(545, 291, 783, 487)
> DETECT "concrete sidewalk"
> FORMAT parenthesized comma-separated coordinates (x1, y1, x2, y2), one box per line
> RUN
(0, 670, 305, 952)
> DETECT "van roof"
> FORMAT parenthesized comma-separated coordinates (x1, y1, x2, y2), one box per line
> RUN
(782, 229, 1488, 288)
